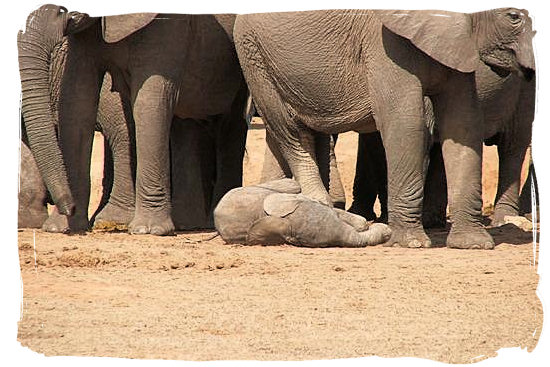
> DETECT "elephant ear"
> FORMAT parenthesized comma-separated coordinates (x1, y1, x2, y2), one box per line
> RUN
(378, 10, 478, 73)
(264, 193, 304, 217)
(102, 13, 158, 43)
(246, 217, 290, 245)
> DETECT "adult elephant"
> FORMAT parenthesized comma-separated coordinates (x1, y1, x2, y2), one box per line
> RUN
(234, 8, 535, 249)
(18, 5, 248, 235)
(17, 71, 136, 231)
(350, 63, 536, 229)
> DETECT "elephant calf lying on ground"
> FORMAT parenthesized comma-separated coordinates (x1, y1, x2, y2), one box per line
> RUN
(214, 179, 391, 247)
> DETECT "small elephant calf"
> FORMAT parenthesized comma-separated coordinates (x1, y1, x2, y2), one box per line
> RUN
(214, 179, 391, 247)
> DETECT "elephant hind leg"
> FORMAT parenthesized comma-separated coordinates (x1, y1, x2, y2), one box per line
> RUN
(243, 78, 329, 205)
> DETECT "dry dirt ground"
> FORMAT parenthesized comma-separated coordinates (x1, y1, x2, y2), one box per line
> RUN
(17, 120, 542, 363)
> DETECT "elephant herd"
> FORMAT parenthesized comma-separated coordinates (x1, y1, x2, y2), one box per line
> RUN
(18, 5, 537, 250)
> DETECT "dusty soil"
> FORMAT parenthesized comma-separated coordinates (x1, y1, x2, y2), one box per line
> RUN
(17, 120, 542, 363)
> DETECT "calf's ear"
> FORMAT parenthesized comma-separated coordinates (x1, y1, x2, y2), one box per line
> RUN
(263, 193, 302, 217)
(246, 217, 290, 245)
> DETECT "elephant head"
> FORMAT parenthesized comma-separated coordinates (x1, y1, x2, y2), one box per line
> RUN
(379, 8, 535, 80)
(17, 4, 157, 216)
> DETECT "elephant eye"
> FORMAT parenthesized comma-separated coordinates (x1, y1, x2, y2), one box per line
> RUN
(506, 11, 522, 23)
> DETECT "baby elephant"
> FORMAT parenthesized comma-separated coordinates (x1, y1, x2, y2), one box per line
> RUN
(214, 179, 391, 247)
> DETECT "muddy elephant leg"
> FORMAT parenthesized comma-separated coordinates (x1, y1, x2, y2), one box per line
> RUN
(128, 75, 176, 235)
(171, 119, 216, 230)
(434, 75, 493, 249)
(422, 142, 448, 228)
(92, 79, 136, 228)
(261, 129, 292, 183)
(42, 57, 101, 233)
(349, 132, 387, 221)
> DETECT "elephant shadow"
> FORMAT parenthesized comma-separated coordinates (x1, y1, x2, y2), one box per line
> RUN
(424, 218, 536, 248)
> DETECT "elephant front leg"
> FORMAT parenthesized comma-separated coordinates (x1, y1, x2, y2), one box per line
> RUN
(92, 88, 137, 228)
(375, 88, 431, 248)
(43, 60, 101, 233)
(435, 76, 493, 249)
(128, 75, 176, 236)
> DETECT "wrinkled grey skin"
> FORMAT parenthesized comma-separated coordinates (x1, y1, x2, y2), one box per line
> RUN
(214, 179, 391, 247)
(19, 73, 234, 232)
(17, 70, 136, 231)
(18, 5, 248, 235)
(351, 65, 536, 230)
(261, 130, 346, 209)
(234, 9, 535, 249)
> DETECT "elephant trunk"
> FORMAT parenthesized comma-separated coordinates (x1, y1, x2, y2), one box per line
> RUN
(18, 29, 75, 216)
(515, 27, 536, 81)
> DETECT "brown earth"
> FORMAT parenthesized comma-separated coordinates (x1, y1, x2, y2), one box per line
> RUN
(17, 120, 542, 363)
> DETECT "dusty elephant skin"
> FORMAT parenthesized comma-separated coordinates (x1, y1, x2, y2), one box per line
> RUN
(214, 179, 391, 247)
(18, 5, 248, 236)
(234, 9, 535, 249)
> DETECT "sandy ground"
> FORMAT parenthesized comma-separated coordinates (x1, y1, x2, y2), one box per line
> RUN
(17, 120, 542, 363)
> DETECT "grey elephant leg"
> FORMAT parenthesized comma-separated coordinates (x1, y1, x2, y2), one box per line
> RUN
(238, 39, 331, 206)
(369, 67, 431, 248)
(42, 54, 101, 233)
(18, 141, 48, 228)
(171, 119, 216, 230)
(92, 79, 137, 228)
(349, 132, 388, 222)
(260, 130, 292, 183)
(288, 201, 390, 247)
(128, 74, 176, 236)
(434, 75, 493, 249)
(491, 146, 527, 226)
(422, 142, 448, 228)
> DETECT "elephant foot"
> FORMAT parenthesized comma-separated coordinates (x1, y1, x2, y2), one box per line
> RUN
(42, 209, 88, 234)
(129, 211, 175, 236)
(384, 226, 432, 248)
(93, 203, 135, 230)
(446, 224, 494, 250)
